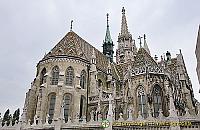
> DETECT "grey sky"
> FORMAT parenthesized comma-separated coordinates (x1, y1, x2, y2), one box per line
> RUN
(0, 0, 200, 115)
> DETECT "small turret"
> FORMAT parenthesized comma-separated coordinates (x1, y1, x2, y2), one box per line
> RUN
(166, 51, 171, 61)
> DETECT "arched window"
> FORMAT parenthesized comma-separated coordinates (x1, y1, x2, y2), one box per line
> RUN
(80, 70, 86, 89)
(63, 94, 71, 123)
(40, 68, 46, 85)
(79, 95, 86, 119)
(48, 93, 56, 124)
(137, 86, 147, 118)
(152, 85, 162, 117)
(51, 66, 59, 85)
(66, 66, 74, 86)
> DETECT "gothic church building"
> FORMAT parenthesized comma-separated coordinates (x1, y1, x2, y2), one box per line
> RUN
(2, 7, 200, 130)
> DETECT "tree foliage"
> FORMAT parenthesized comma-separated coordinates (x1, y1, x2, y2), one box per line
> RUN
(12, 108, 20, 125)
(2, 109, 10, 126)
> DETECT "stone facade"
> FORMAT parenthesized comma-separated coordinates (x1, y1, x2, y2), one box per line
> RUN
(1, 7, 200, 130)
(196, 25, 200, 85)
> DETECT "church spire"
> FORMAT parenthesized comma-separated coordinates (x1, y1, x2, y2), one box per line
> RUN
(103, 13, 114, 62)
(143, 34, 151, 55)
(105, 13, 113, 43)
(121, 7, 129, 36)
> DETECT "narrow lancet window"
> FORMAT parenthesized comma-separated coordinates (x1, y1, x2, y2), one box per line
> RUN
(152, 85, 162, 117)
(51, 66, 59, 85)
(66, 66, 74, 86)
(80, 70, 86, 89)
(137, 86, 147, 118)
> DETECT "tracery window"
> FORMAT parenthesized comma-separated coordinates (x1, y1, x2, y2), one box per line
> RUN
(51, 66, 59, 85)
(152, 85, 162, 117)
(40, 68, 46, 85)
(137, 86, 147, 118)
(48, 93, 56, 124)
(63, 94, 71, 123)
(66, 66, 74, 86)
(80, 70, 86, 89)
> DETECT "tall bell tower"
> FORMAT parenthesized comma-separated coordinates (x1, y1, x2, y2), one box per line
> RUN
(116, 7, 137, 64)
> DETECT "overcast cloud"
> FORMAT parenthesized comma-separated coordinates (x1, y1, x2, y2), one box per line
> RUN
(0, 0, 200, 115)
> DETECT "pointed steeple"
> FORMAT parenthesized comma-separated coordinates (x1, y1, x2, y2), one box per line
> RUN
(105, 13, 113, 43)
(121, 7, 129, 36)
(103, 13, 114, 62)
(143, 34, 151, 55)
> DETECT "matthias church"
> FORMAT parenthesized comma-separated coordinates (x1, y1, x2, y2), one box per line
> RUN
(1, 7, 200, 130)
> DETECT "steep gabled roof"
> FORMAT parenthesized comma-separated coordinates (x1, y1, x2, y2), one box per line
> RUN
(42, 31, 109, 72)
(133, 47, 158, 68)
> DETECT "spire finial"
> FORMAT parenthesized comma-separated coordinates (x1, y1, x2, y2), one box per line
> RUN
(120, 7, 129, 35)
(122, 7, 125, 14)
(70, 20, 73, 31)
(144, 34, 146, 43)
(138, 36, 143, 48)
(106, 13, 109, 27)
(143, 34, 151, 54)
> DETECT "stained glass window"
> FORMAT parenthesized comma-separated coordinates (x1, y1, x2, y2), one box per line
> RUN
(152, 85, 162, 117)
(63, 94, 71, 123)
(66, 66, 74, 86)
(48, 94, 56, 124)
(137, 86, 147, 118)
(51, 66, 59, 85)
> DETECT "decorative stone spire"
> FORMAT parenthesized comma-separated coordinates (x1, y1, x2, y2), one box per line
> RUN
(103, 13, 114, 62)
(121, 7, 129, 36)
(143, 34, 151, 55)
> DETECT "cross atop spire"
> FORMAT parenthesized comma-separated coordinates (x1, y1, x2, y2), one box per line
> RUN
(70, 20, 73, 31)
(121, 7, 129, 35)
(122, 7, 125, 14)
(138, 35, 143, 48)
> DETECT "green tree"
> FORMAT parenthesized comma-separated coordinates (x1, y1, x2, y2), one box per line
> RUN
(12, 108, 20, 125)
(2, 109, 10, 126)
